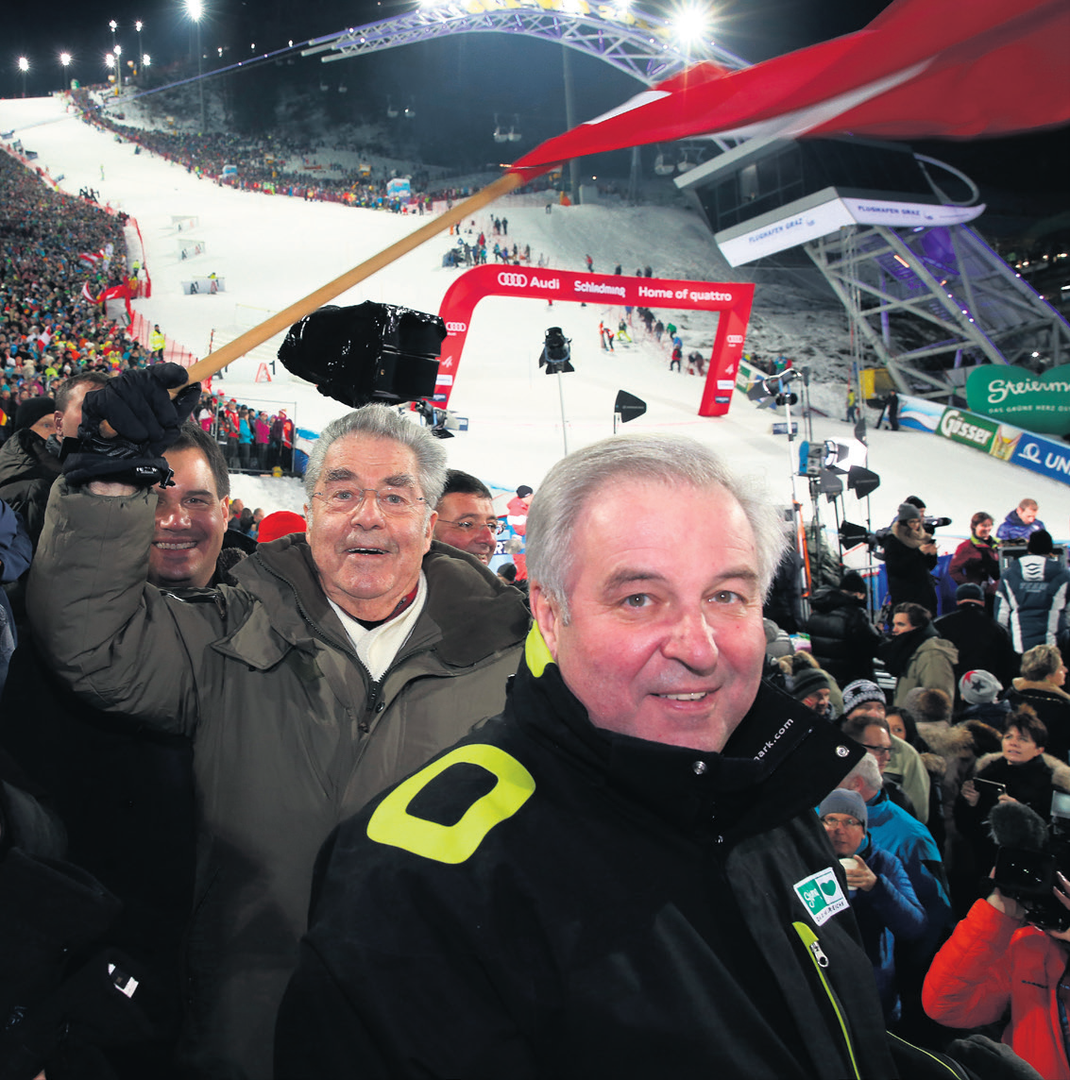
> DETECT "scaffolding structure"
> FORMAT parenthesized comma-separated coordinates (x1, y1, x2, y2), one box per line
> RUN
(806, 223, 1070, 399)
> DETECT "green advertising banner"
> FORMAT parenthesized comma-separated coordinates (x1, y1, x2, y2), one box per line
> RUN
(936, 408, 999, 452)
(966, 366, 1070, 435)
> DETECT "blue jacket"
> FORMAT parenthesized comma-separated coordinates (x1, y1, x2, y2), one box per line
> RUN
(849, 836, 926, 1021)
(865, 790, 953, 955)
(995, 553, 1070, 651)
(996, 509, 1046, 543)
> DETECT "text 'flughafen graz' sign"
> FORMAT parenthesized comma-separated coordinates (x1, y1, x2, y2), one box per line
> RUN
(965, 365, 1070, 436)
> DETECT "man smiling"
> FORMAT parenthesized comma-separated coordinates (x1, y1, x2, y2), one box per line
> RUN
(30, 380, 528, 1080)
(432, 469, 499, 565)
(149, 424, 234, 589)
(278, 434, 895, 1079)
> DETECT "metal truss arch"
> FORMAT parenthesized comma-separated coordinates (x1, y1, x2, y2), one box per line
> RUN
(301, 1, 747, 86)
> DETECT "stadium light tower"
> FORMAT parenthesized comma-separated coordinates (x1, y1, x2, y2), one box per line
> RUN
(186, 0, 205, 131)
(109, 19, 118, 53)
(60, 52, 71, 90)
(114, 43, 123, 92)
(672, 1, 712, 67)
(18, 56, 29, 98)
(136, 20, 144, 73)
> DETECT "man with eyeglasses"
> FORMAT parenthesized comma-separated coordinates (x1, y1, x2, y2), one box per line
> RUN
(277, 433, 901, 1079)
(818, 788, 926, 1023)
(433, 468, 501, 565)
(842, 678, 930, 826)
(28, 369, 529, 1080)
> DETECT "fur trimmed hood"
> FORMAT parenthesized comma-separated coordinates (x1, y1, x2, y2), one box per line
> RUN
(891, 520, 933, 549)
(974, 750, 1070, 793)
(916, 721, 977, 764)
(1011, 678, 1070, 704)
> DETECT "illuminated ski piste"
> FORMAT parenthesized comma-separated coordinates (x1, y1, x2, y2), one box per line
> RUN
(3, 94, 1065, 546)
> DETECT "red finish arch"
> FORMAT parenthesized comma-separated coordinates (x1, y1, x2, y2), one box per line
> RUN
(434, 265, 754, 417)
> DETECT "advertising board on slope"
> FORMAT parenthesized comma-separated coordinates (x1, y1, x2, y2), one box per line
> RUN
(937, 409, 998, 452)
(934, 405, 1070, 489)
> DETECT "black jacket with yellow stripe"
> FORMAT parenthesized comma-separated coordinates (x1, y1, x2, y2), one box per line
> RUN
(277, 631, 897, 1079)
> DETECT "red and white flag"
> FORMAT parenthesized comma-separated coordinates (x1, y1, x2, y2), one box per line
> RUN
(510, 0, 1069, 176)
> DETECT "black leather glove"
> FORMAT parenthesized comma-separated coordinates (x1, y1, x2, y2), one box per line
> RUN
(62, 364, 201, 488)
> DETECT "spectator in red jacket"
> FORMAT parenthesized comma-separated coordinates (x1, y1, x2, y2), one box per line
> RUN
(923, 871, 1070, 1079)
(949, 512, 1000, 613)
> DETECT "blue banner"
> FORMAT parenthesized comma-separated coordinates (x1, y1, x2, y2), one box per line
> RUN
(1011, 431, 1070, 486)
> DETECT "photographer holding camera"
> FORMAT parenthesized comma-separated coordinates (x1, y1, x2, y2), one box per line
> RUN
(882, 502, 939, 615)
(924, 791, 1070, 1079)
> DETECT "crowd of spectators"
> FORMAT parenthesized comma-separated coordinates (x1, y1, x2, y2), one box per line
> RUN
(760, 494, 1070, 1070)
(5, 99, 1070, 1078)
(73, 89, 442, 213)
(0, 147, 143, 437)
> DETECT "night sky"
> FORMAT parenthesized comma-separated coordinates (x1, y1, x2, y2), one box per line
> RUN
(5, 0, 1067, 202)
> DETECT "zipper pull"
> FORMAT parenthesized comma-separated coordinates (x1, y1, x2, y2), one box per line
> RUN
(809, 939, 829, 968)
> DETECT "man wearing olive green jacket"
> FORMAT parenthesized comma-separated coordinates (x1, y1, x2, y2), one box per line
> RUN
(29, 398, 527, 1080)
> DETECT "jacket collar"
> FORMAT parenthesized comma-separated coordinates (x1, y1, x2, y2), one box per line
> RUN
(220, 535, 528, 670)
(512, 626, 863, 838)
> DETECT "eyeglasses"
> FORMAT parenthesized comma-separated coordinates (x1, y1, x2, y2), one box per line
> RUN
(437, 518, 505, 535)
(861, 743, 892, 759)
(821, 816, 863, 829)
(312, 486, 426, 517)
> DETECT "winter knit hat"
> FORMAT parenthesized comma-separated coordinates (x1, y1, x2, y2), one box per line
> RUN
(840, 571, 867, 595)
(896, 502, 922, 523)
(960, 669, 1003, 706)
(14, 396, 55, 431)
(791, 667, 833, 702)
(516, 485, 533, 498)
(955, 583, 985, 604)
(842, 679, 886, 716)
(818, 789, 868, 828)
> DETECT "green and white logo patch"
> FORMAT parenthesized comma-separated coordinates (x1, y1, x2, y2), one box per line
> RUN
(794, 868, 849, 926)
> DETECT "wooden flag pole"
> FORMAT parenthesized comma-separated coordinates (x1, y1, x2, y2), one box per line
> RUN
(183, 170, 526, 385)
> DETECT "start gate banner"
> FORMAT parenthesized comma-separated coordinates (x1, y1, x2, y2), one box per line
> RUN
(436, 265, 754, 418)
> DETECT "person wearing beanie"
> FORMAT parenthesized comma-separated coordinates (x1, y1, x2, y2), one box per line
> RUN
(0, 395, 62, 523)
(935, 582, 1019, 701)
(790, 665, 835, 719)
(840, 681, 932, 826)
(949, 512, 1000, 611)
(995, 529, 1070, 653)
(804, 571, 882, 685)
(13, 396, 56, 435)
(881, 503, 939, 614)
(958, 669, 1012, 729)
(842, 679, 887, 720)
(819, 787, 926, 1022)
(960, 669, 1003, 706)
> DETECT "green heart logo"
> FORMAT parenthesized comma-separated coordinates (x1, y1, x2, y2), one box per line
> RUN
(966, 366, 1070, 435)
(820, 879, 838, 896)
